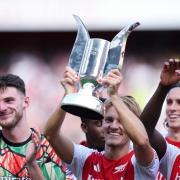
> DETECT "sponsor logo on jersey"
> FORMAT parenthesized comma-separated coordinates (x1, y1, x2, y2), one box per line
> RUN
(113, 162, 128, 174)
(93, 164, 100, 172)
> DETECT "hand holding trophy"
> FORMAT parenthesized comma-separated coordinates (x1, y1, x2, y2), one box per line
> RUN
(61, 15, 140, 120)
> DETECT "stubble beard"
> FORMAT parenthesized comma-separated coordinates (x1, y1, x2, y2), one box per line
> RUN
(0, 111, 23, 130)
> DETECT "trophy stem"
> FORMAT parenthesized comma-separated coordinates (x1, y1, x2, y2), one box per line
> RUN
(79, 83, 95, 96)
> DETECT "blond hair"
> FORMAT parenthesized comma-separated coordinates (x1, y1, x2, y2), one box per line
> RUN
(105, 95, 141, 117)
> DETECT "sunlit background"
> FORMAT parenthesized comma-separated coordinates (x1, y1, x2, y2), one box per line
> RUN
(0, 0, 180, 142)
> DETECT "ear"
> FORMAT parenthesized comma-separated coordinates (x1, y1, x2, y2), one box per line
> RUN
(23, 96, 30, 108)
(81, 122, 88, 133)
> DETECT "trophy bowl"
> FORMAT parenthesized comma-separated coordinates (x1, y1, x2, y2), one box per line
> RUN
(61, 92, 104, 120)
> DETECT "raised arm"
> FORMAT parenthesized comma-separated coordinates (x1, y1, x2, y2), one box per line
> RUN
(44, 66, 79, 163)
(140, 59, 180, 159)
(26, 130, 44, 180)
(99, 69, 155, 166)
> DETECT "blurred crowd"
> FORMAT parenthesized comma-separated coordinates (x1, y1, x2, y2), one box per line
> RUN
(0, 51, 169, 142)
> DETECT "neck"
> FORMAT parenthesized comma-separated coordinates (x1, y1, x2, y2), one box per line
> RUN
(87, 141, 104, 152)
(2, 117, 31, 143)
(86, 135, 103, 151)
(104, 143, 130, 160)
(86, 139, 95, 149)
(167, 128, 180, 142)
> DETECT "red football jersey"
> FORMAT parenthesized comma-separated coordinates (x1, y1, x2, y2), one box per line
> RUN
(159, 142, 180, 180)
(166, 137, 180, 149)
(67, 144, 159, 180)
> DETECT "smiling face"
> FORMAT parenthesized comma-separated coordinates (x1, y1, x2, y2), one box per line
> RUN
(0, 87, 29, 129)
(103, 106, 129, 148)
(166, 87, 180, 130)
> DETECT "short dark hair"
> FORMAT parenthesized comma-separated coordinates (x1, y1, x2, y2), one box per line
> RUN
(0, 74, 26, 95)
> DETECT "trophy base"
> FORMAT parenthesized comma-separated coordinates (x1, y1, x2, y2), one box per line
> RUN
(61, 93, 104, 120)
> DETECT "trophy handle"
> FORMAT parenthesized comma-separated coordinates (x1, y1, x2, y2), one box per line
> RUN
(68, 15, 90, 73)
(103, 22, 140, 74)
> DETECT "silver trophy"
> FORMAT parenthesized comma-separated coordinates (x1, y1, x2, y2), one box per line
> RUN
(61, 15, 140, 120)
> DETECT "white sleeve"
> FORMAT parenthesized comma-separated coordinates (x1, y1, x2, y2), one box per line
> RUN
(159, 143, 180, 179)
(132, 150, 159, 180)
(67, 143, 95, 179)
